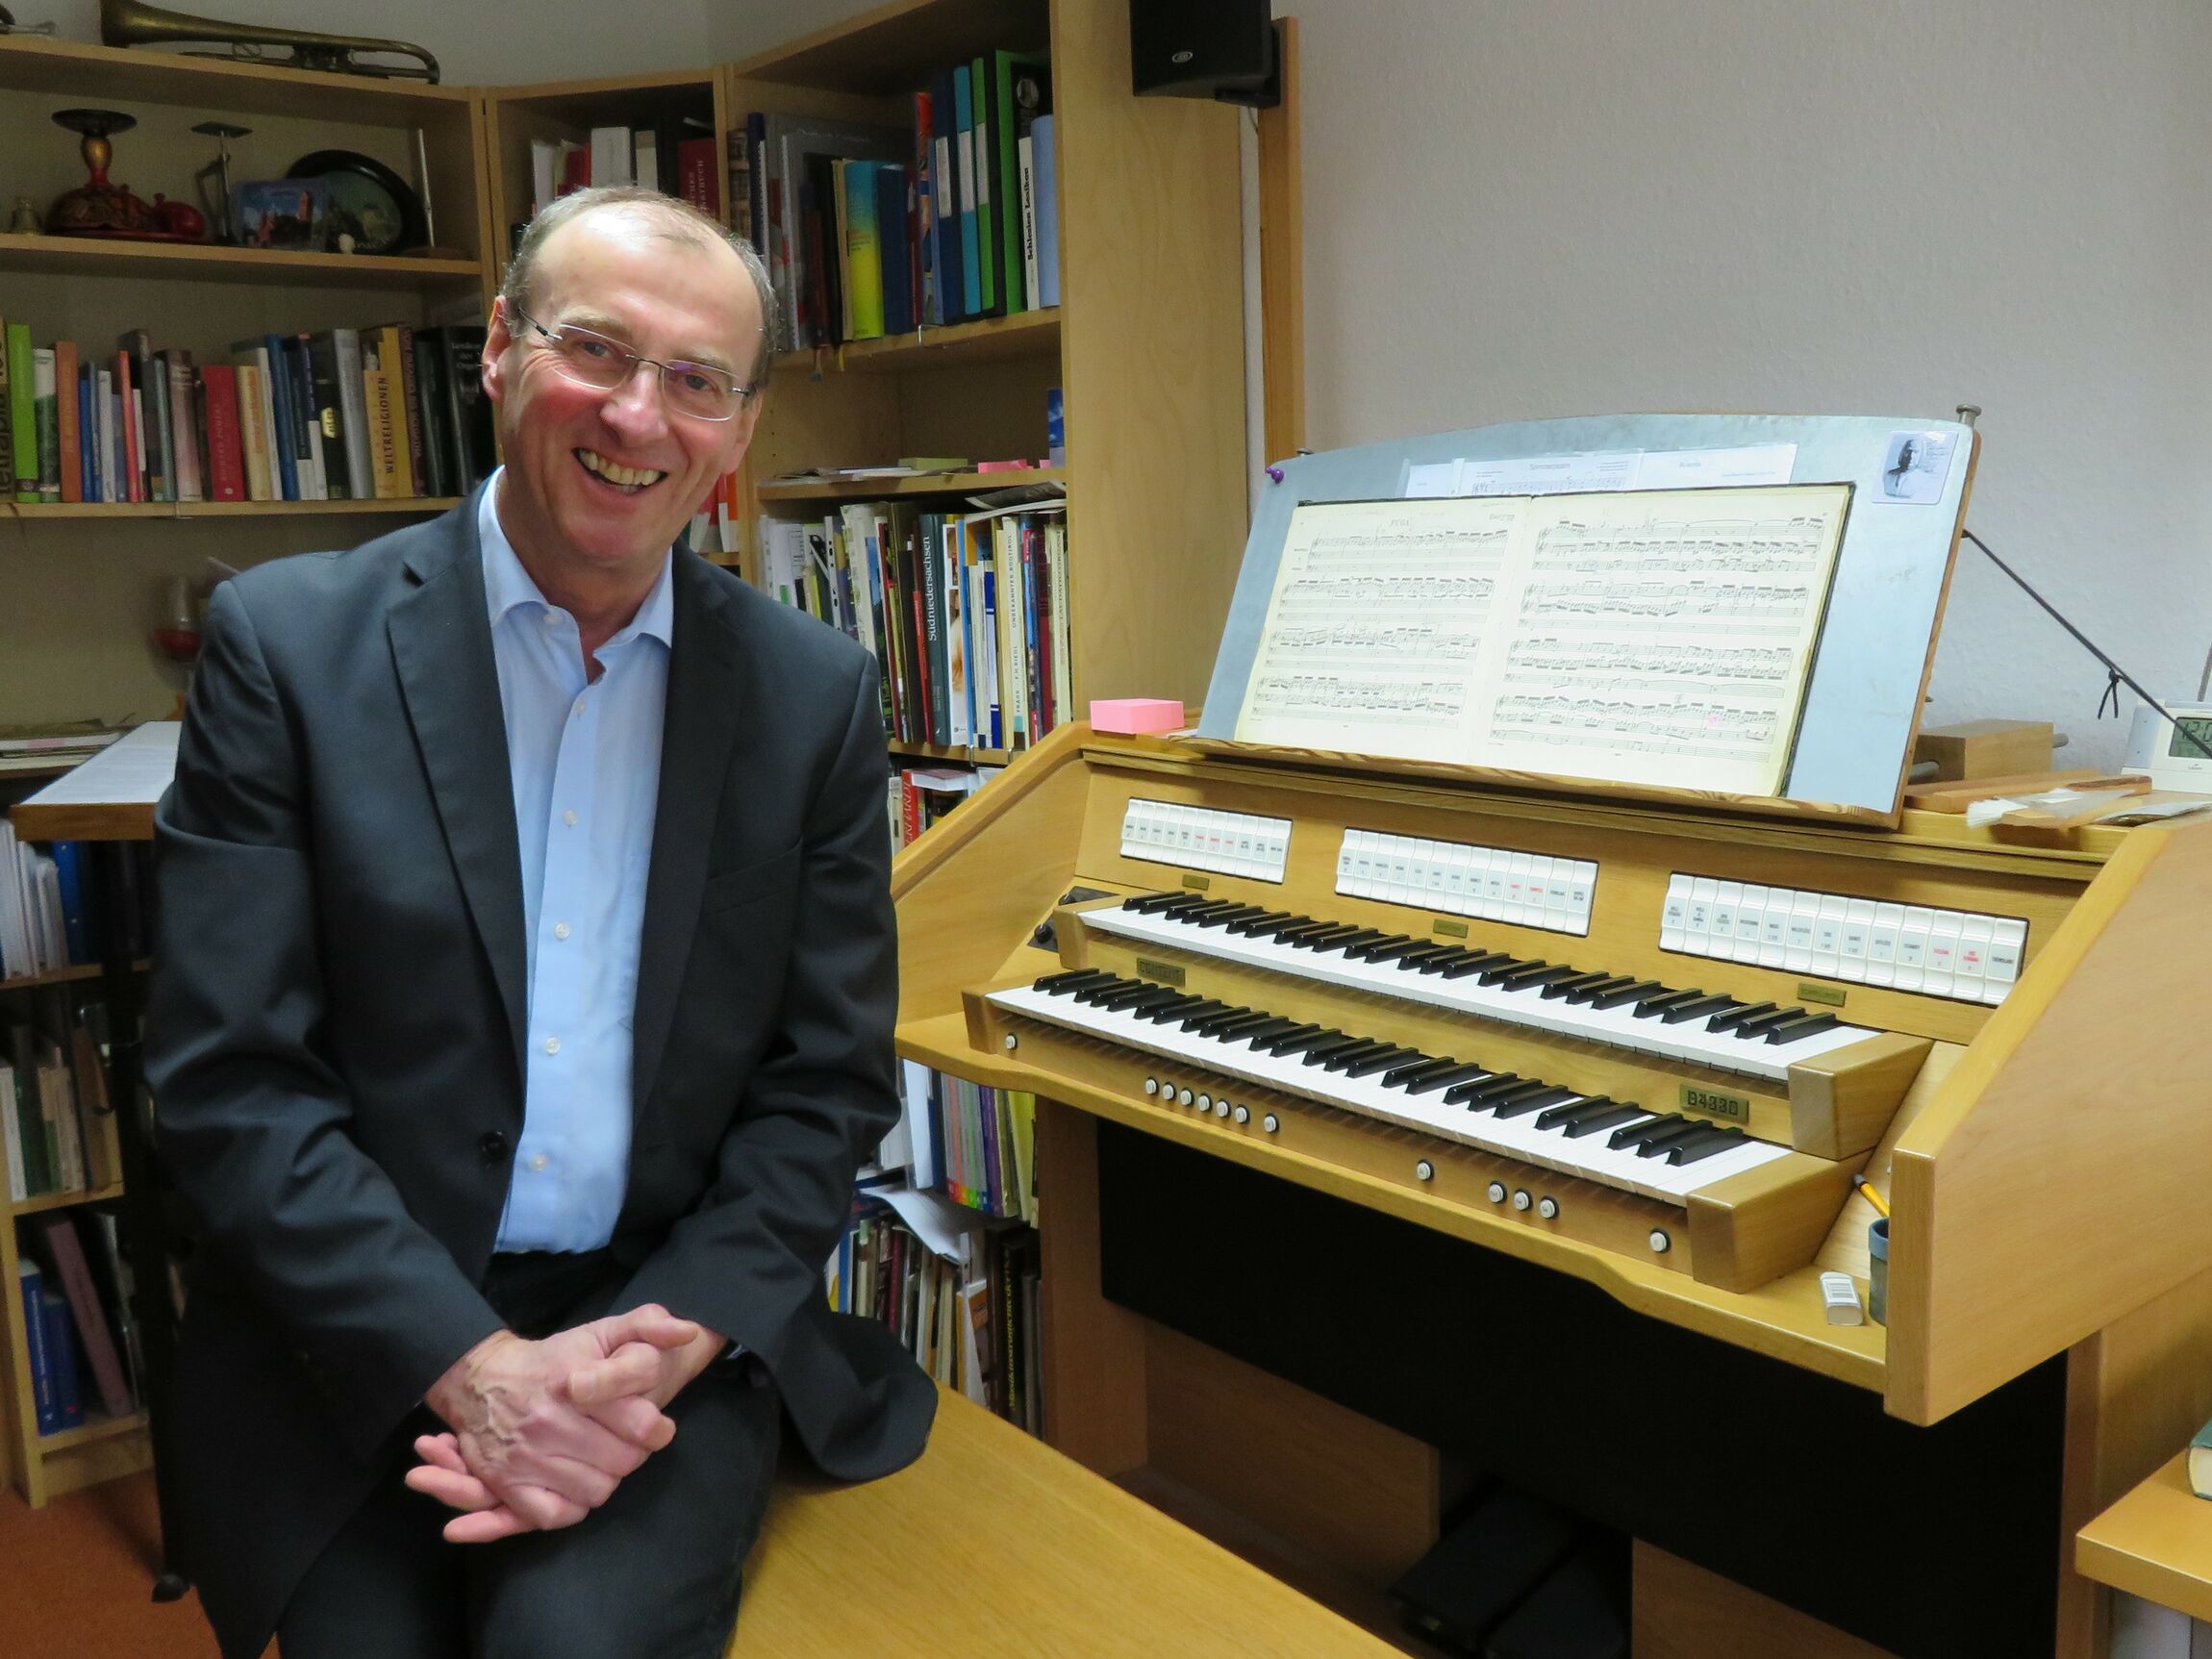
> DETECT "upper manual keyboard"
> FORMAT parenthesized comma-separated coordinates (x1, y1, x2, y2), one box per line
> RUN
(1083, 892, 1873, 1083)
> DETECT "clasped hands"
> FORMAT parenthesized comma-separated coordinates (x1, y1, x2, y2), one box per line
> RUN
(409, 1304, 722, 1544)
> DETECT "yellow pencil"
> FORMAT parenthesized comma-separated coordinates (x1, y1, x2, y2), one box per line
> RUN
(1854, 1174, 1891, 1219)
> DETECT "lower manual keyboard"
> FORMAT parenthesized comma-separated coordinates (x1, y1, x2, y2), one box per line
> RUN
(990, 970, 1792, 1205)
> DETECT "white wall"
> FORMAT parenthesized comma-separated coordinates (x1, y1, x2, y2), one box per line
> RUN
(33, 0, 716, 85)
(1289, 0, 2212, 766)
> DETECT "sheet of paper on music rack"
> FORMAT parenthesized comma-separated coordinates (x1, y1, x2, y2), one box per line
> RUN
(1232, 485, 1852, 797)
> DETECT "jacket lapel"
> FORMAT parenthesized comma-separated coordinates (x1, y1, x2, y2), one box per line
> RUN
(388, 495, 530, 1090)
(631, 552, 748, 1114)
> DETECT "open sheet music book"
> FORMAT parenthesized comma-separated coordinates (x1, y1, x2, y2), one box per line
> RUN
(1232, 484, 1852, 797)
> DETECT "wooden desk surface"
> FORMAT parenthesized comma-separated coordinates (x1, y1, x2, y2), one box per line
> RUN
(8, 722, 176, 842)
(734, 1389, 1402, 1657)
(2076, 1452, 2212, 1623)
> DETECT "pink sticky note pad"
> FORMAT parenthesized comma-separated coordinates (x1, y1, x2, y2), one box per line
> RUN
(1089, 698, 1185, 736)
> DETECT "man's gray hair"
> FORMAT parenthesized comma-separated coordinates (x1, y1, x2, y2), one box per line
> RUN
(497, 185, 778, 392)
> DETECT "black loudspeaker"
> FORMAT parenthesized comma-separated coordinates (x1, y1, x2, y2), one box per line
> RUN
(1130, 0, 1281, 107)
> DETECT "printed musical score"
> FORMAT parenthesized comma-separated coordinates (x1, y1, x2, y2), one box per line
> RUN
(1236, 485, 1851, 795)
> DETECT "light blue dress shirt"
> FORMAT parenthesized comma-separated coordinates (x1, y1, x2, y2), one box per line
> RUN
(480, 472, 673, 1254)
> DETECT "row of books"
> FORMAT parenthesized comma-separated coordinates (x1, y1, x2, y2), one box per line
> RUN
(895, 1062, 1036, 1223)
(528, 118, 720, 221)
(759, 499, 1072, 750)
(739, 47, 1059, 351)
(826, 1185, 1042, 1431)
(16, 1206, 142, 1435)
(0, 321, 494, 506)
(1, 825, 124, 982)
(887, 765, 998, 852)
(4, 994, 122, 1205)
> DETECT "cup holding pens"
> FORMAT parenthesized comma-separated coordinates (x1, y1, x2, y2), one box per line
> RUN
(1867, 1218, 1890, 1326)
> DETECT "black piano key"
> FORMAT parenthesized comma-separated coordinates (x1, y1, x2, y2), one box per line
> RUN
(1172, 898, 1239, 921)
(1132, 993, 1207, 1022)
(1358, 939, 1429, 965)
(1316, 1040, 1397, 1072)
(1340, 1045, 1429, 1079)
(1184, 1005, 1256, 1035)
(1117, 984, 1191, 1014)
(1765, 1011, 1842, 1044)
(1262, 1025, 1339, 1056)
(1535, 1094, 1612, 1131)
(1122, 893, 1177, 914)
(1632, 987, 1705, 1018)
(1561, 1104, 1648, 1139)
(1406, 1062, 1497, 1095)
(1382, 1054, 1462, 1088)
(1225, 910, 1293, 936)
(1466, 1079, 1552, 1114)
(1491, 1086, 1578, 1119)
(1264, 917, 1328, 941)
(1327, 929, 1397, 958)
(1705, 1000, 1780, 1034)
(1635, 1120, 1718, 1158)
(1499, 964, 1578, 993)
(1669, 1127, 1750, 1166)
(1292, 924, 1364, 950)
(1589, 979, 1664, 1010)
(1035, 968, 1114, 993)
(1299, 1034, 1377, 1066)
(1660, 993, 1739, 1025)
(1152, 893, 1217, 916)
(1540, 970, 1614, 1001)
(1440, 951, 1517, 980)
(1073, 978, 1140, 1003)
(1609, 1114, 1686, 1150)
(1559, 974, 1635, 1006)
(1229, 1016, 1302, 1046)
(1207, 1011, 1280, 1040)
(1445, 1072, 1520, 1105)
(1416, 947, 1480, 975)
(1192, 904, 1267, 929)
(1394, 943, 1462, 969)
(1475, 957, 1540, 986)
(1729, 1005, 1806, 1037)
(1172, 1000, 1235, 1029)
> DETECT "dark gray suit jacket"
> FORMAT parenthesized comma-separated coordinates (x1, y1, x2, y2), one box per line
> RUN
(145, 492, 935, 1659)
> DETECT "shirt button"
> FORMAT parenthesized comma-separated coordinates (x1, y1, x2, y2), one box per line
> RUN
(540, 611, 559, 629)
(543, 1036, 561, 1055)
(529, 1153, 549, 1171)
(571, 698, 586, 717)
(478, 1130, 510, 1164)
(563, 810, 578, 826)
(553, 921, 570, 940)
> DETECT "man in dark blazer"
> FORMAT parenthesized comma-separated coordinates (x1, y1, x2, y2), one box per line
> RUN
(146, 186, 934, 1659)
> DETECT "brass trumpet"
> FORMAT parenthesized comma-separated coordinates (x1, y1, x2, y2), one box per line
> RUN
(100, 0, 440, 82)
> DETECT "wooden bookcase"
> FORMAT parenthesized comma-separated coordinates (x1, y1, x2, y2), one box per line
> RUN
(0, 35, 493, 732)
(480, 0, 1249, 765)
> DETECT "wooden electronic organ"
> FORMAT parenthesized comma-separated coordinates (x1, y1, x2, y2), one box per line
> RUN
(892, 722, 2212, 1659)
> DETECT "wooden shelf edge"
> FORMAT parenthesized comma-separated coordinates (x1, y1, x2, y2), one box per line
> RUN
(760, 468, 1066, 503)
(890, 742, 1016, 766)
(4, 498, 462, 520)
(2077, 1454, 2212, 1624)
(893, 1008, 1890, 1394)
(11, 1183, 126, 1219)
(0, 959, 151, 994)
(770, 308, 1060, 374)
(36, 1408, 148, 1454)
(0, 233, 481, 283)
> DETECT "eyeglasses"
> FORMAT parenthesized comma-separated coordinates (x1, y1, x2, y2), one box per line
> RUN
(510, 306, 752, 423)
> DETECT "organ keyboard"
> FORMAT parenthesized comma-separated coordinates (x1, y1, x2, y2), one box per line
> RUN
(893, 722, 2212, 1436)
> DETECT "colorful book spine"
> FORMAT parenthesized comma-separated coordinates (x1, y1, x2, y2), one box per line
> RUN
(968, 56, 997, 315)
(198, 364, 245, 502)
(6, 322, 36, 503)
(953, 66, 982, 319)
(32, 346, 58, 501)
(39, 1284, 82, 1431)
(843, 161, 887, 340)
(18, 1262, 58, 1434)
(167, 353, 202, 503)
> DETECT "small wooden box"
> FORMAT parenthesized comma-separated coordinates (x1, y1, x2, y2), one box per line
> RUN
(1913, 719, 2054, 782)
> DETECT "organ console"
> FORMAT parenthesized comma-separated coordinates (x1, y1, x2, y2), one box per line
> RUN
(892, 719, 2212, 1659)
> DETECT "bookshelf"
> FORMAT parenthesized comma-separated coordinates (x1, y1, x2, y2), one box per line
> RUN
(0, 35, 494, 730)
